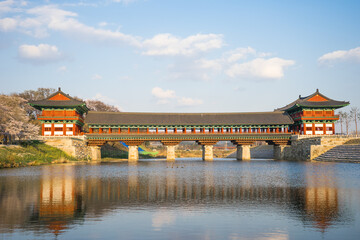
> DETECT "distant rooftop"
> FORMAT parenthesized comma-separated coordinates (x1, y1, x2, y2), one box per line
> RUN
(86, 111, 294, 126)
(28, 88, 88, 112)
(276, 89, 349, 111)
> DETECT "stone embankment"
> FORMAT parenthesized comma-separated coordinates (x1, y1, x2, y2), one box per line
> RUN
(281, 136, 359, 161)
(42, 137, 91, 160)
(227, 145, 274, 159)
(314, 144, 360, 163)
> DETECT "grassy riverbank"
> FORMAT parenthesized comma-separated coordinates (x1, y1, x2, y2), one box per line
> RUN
(0, 141, 78, 168)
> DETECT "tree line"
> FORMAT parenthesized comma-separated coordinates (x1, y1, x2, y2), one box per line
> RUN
(0, 88, 121, 142)
(338, 107, 359, 136)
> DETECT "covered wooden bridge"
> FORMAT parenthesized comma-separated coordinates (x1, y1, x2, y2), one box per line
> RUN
(85, 111, 294, 161)
(28, 88, 349, 161)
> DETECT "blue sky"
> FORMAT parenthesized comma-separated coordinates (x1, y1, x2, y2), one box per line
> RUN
(0, 0, 359, 113)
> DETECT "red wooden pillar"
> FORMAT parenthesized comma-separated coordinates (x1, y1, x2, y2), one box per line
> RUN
(239, 128, 242, 134)
(51, 123, 54, 136)
(312, 123, 315, 135)
(128, 128, 130, 134)
(174, 128, 177, 133)
(42, 124, 45, 136)
(99, 128, 103, 134)
(203, 128, 205, 134)
(230, 128, 233, 134)
(89, 128, 93, 134)
(73, 124, 76, 135)
(109, 128, 112, 134)
(147, 128, 149, 134)
(323, 123, 326, 135)
(118, 128, 121, 134)
(221, 128, 224, 133)
(137, 128, 140, 134)
(267, 128, 270, 133)
(156, 127, 159, 134)
(212, 128, 214, 133)
(183, 127, 186, 134)
(276, 128, 279, 133)
(63, 123, 66, 136)
(285, 127, 288, 133)
(258, 127, 260, 133)
(165, 128, 168, 134)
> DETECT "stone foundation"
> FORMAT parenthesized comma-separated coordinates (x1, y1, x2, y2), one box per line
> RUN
(236, 145, 251, 161)
(43, 138, 91, 160)
(128, 145, 139, 161)
(90, 146, 101, 161)
(274, 145, 286, 160)
(166, 145, 176, 161)
(282, 136, 350, 161)
(202, 145, 214, 161)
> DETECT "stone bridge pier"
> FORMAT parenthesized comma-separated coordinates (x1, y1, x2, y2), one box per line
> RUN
(270, 140, 290, 160)
(162, 141, 181, 161)
(124, 140, 144, 161)
(90, 146, 101, 161)
(198, 141, 217, 161)
(232, 140, 254, 161)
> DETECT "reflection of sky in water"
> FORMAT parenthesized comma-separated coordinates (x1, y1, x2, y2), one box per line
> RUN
(0, 160, 360, 240)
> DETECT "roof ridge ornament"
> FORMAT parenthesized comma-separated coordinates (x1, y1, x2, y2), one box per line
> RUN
(58, 87, 61, 91)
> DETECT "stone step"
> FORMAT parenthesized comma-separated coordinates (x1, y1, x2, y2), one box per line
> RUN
(315, 144, 360, 162)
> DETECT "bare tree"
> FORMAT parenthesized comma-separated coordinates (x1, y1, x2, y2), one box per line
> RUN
(338, 111, 344, 134)
(343, 112, 351, 135)
(85, 100, 121, 112)
(350, 107, 359, 137)
(13, 88, 56, 120)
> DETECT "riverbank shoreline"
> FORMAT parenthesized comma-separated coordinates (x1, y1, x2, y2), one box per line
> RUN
(0, 141, 84, 168)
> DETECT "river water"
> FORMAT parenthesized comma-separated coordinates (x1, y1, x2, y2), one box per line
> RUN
(0, 159, 359, 240)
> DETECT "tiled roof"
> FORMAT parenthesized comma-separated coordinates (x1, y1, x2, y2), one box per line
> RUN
(28, 88, 87, 109)
(276, 89, 349, 111)
(85, 111, 294, 126)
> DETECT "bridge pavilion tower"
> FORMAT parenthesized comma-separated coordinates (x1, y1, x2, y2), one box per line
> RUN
(276, 89, 349, 135)
(29, 88, 88, 136)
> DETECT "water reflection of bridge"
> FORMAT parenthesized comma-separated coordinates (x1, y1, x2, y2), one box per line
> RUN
(0, 164, 349, 236)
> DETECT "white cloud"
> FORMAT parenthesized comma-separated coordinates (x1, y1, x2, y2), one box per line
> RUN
(151, 87, 203, 106)
(0, 17, 17, 31)
(225, 47, 257, 62)
(92, 74, 103, 80)
(0, 4, 223, 58)
(0, 0, 16, 14)
(57, 65, 67, 72)
(0, 4, 142, 44)
(92, 93, 124, 111)
(142, 33, 223, 56)
(151, 87, 176, 99)
(151, 87, 176, 104)
(166, 58, 222, 81)
(226, 57, 295, 79)
(112, 0, 137, 4)
(98, 21, 107, 27)
(62, 2, 98, 7)
(318, 47, 360, 63)
(177, 97, 203, 106)
(0, 4, 295, 81)
(18, 44, 64, 64)
(196, 58, 222, 71)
